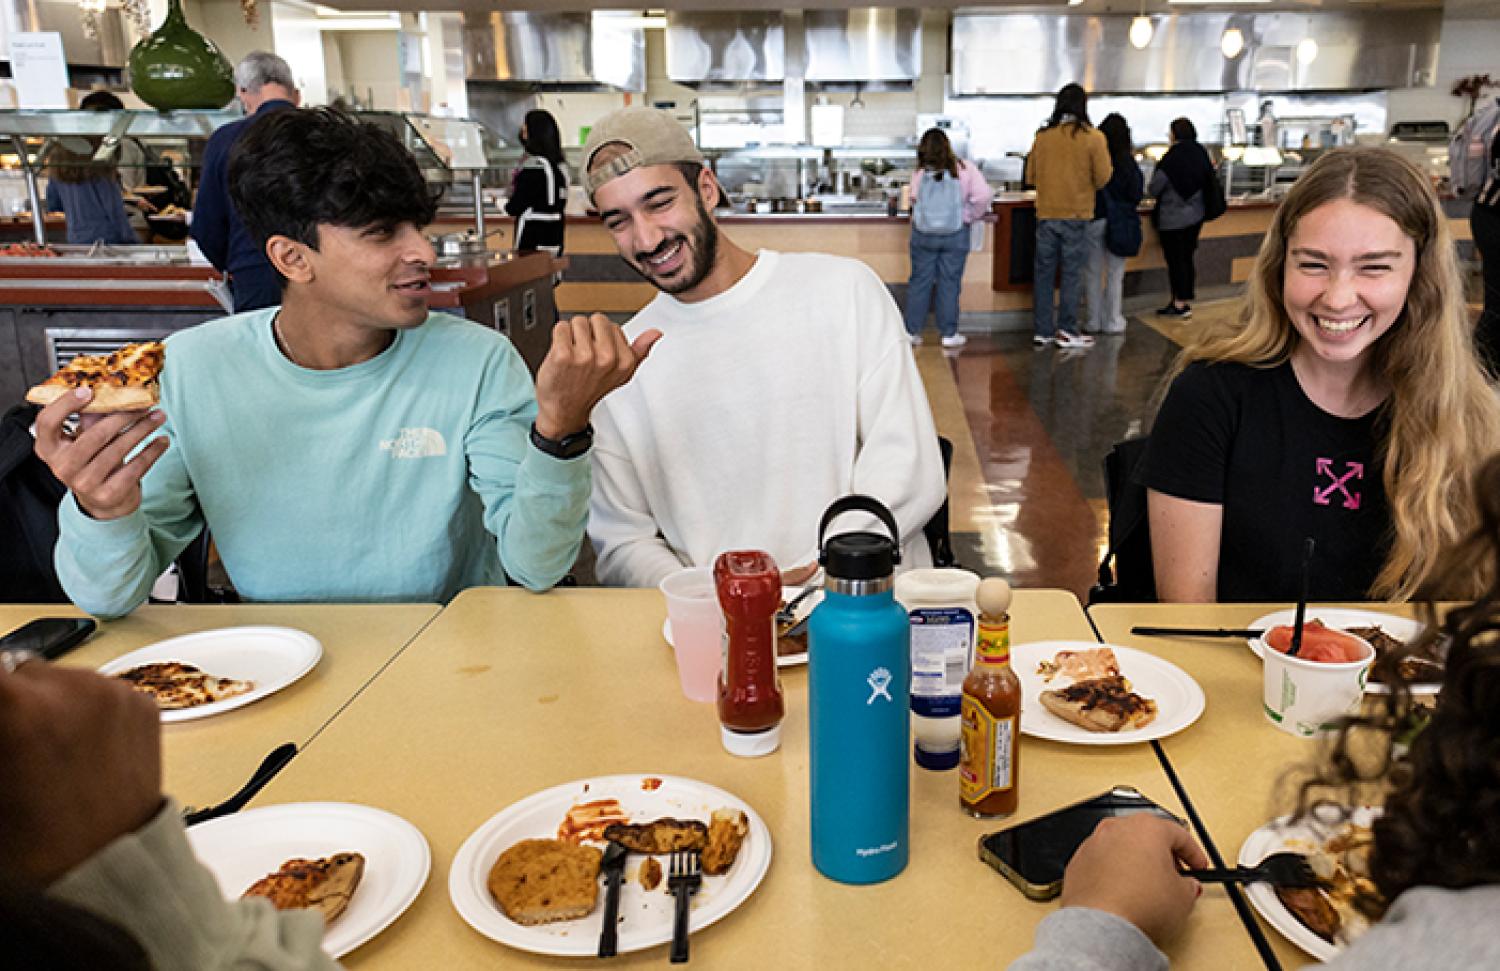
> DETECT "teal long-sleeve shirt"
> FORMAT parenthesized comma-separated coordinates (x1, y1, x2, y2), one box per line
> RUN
(55, 310, 588, 618)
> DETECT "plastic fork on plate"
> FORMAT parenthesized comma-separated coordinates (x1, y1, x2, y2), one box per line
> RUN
(1183, 852, 1319, 888)
(668, 848, 703, 963)
(775, 584, 819, 630)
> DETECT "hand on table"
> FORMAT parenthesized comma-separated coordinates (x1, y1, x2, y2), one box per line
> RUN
(0, 658, 163, 886)
(1060, 813, 1209, 946)
(534, 314, 662, 440)
(32, 388, 168, 520)
(782, 562, 820, 586)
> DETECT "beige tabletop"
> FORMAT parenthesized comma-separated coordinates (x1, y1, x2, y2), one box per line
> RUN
(0, 603, 440, 812)
(251, 587, 1265, 970)
(1088, 601, 1429, 970)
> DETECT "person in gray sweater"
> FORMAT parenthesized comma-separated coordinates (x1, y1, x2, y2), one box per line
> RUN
(1009, 454, 1500, 971)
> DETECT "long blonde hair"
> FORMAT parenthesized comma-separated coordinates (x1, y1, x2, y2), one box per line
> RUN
(1166, 147, 1500, 600)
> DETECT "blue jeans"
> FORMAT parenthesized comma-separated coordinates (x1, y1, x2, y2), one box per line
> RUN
(1033, 219, 1090, 338)
(905, 227, 969, 338)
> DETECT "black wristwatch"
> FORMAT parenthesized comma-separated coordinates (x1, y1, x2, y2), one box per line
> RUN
(530, 421, 594, 459)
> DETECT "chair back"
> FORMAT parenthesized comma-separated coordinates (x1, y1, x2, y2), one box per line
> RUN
(1088, 436, 1157, 604)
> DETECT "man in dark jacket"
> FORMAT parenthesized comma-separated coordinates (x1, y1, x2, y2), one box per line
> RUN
(190, 51, 299, 313)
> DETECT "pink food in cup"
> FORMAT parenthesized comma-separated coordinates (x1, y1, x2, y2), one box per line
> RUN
(1265, 620, 1369, 664)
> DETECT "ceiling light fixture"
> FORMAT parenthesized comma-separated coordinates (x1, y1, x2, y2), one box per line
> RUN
(1220, 27, 1244, 59)
(1296, 36, 1318, 65)
(1129, 15, 1153, 49)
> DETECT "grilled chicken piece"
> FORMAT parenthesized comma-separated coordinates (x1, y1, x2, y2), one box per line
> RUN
(1276, 886, 1341, 943)
(602, 818, 708, 854)
(242, 852, 366, 923)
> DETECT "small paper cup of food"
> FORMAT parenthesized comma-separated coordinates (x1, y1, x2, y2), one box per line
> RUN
(1260, 629, 1374, 738)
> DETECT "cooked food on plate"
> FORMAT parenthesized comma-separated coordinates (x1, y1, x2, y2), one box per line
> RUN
(1343, 624, 1446, 684)
(487, 839, 602, 926)
(702, 809, 749, 876)
(0, 242, 59, 257)
(1039, 675, 1158, 732)
(602, 817, 708, 854)
(116, 661, 255, 710)
(556, 798, 630, 843)
(1278, 820, 1377, 946)
(26, 340, 165, 413)
(1265, 621, 1370, 664)
(242, 851, 365, 924)
(1037, 647, 1120, 683)
(639, 856, 663, 891)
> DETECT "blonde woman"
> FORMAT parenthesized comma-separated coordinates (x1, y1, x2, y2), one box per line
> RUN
(1144, 147, 1500, 602)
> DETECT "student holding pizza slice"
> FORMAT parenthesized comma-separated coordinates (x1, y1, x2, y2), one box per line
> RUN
(33, 108, 659, 618)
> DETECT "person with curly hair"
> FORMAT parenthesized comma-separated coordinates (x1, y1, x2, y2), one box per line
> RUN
(1008, 453, 1500, 970)
(1144, 147, 1500, 603)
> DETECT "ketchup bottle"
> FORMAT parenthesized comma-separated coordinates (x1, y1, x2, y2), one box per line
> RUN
(714, 551, 785, 757)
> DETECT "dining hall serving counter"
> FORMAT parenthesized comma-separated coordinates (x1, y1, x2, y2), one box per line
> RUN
(249, 587, 1275, 969)
(0, 603, 438, 813)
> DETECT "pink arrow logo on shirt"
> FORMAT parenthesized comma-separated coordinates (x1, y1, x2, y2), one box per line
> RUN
(1313, 459, 1363, 510)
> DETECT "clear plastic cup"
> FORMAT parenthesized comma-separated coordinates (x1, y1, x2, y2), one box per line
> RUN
(660, 566, 723, 703)
(1261, 633, 1375, 737)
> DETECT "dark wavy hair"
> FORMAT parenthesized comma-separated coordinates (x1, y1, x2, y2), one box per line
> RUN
(1098, 113, 1135, 172)
(1044, 83, 1092, 134)
(1296, 453, 1500, 917)
(228, 107, 439, 254)
(1170, 117, 1198, 143)
(521, 109, 565, 168)
(917, 127, 959, 178)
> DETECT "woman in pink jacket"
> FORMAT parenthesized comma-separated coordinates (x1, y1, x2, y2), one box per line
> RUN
(905, 128, 992, 349)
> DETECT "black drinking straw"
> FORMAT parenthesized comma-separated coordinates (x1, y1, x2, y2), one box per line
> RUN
(1288, 537, 1316, 658)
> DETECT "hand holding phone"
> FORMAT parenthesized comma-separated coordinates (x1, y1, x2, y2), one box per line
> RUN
(1060, 813, 1210, 946)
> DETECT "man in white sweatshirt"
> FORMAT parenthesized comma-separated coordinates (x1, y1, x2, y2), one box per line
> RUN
(582, 107, 946, 587)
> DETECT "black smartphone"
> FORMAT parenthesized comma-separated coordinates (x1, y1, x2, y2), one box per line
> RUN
(978, 786, 1182, 901)
(0, 617, 98, 661)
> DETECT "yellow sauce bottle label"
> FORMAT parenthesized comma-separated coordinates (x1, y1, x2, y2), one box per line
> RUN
(959, 697, 1015, 803)
(975, 617, 1010, 666)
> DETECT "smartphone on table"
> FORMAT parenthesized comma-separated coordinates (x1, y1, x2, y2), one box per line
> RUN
(0, 617, 98, 662)
(978, 786, 1183, 900)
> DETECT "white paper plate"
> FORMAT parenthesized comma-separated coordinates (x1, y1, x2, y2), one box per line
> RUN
(1011, 641, 1206, 746)
(449, 773, 772, 957)
(1245, 609, 1435, 696)
(663, 586, 820, 668)
(98, 626, 323, 722)
(1239, 805, 1381, 962)
(187, 802, 430, 959)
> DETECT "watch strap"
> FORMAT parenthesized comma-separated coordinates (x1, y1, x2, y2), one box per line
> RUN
(530, 421, 594, 459)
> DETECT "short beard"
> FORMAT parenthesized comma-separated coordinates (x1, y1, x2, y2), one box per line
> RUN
(628, 195, 719, 296)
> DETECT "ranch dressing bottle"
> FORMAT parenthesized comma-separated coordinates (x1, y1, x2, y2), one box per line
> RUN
(895, 568, 981, 770)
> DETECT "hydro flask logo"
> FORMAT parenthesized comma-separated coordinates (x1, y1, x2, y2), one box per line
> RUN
(866, 667, 893, 705)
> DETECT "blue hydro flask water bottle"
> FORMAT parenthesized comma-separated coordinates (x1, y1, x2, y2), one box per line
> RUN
(808, 494, 911, 884)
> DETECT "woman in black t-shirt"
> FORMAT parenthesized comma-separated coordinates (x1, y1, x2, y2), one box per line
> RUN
(1144, 148, 1500, 602)
(505, 110, 569, 256)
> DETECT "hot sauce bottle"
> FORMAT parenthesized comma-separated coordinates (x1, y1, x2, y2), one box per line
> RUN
(714, 550, 786, 757)
(959, 578, 1020, 817)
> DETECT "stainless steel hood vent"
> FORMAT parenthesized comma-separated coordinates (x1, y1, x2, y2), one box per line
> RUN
(666, 12, 784, 84)
(951, 10, 1440, 95)
(462, 11, 644, 91)
(804, 9, 920, 83)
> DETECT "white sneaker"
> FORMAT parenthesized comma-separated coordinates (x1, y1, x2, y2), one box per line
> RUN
(1054, 330, 1095, 349)
(908, 333, 924, 346)
(940, 334, 968, 349)
(1032, 334, 1055, 347)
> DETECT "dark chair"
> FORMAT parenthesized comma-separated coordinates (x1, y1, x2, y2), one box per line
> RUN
(1088, 436, 1157, 604)
(174, 527, 239, 604)
(923, 435, 958, 569)
(0, 404, 69, 603)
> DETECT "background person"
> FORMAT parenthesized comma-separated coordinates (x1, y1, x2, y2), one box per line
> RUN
(904, 126, 991, 349)
(1025, 83, 1111, 350)
(1471, 116, 1500, 376)
(191, 51, 300, 313)
(1149, 118, 1214, 320)
(579, 107, 946, 588)
(1010, 453, 1500, 970)
(1085, 114, 1144, 336)
(1144, 148, 1500, 603)
(505, 109, 569, 256)
(44, 98, 136, 246)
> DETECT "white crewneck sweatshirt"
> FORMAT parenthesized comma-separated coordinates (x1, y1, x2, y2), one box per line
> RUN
(589, 250, 947, 587)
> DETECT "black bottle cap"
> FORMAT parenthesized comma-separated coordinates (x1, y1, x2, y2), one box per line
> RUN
(822, 530, 896, 581)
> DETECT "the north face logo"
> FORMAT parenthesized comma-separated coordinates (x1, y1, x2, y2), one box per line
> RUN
(380, 427, 447, 459)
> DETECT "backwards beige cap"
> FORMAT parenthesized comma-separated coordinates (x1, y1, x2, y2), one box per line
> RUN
(582, 107, 704, 200)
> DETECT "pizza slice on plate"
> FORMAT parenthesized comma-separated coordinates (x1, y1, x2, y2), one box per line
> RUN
(26, 341, 164, 413)
(116, 661, 255, 710)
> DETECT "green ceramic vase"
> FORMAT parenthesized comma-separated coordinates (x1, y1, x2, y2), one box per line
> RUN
(128, 0, 235, 111)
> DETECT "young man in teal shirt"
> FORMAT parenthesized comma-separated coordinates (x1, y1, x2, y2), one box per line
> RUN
(34, 108, 659, 618)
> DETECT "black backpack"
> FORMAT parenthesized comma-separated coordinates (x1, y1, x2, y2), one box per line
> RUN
(0, 404, 68, 603)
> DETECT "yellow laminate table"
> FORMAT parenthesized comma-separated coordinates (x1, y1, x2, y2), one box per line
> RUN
(254, 587, 1261, 970)
(1088, 601, 1426, 970)
(0, 603, 440, 812)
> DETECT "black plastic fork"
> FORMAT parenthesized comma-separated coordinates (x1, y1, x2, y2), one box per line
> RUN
(668, 848, 702, 963)
(1184, 852, 1319, 888)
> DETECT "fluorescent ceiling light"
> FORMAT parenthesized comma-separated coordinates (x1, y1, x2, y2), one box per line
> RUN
(1129, 16, 1153, 49)
(1296, 37, 1319, 65)
(1220, 27, 1244, 58)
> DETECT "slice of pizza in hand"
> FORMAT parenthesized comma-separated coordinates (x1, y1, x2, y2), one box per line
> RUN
(26, 341, 165, 414)
(242, 852, 366, 924)
(115, 661, 255, 710)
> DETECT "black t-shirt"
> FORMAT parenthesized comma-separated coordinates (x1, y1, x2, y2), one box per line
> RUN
(1143, 361, 1391, 602)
